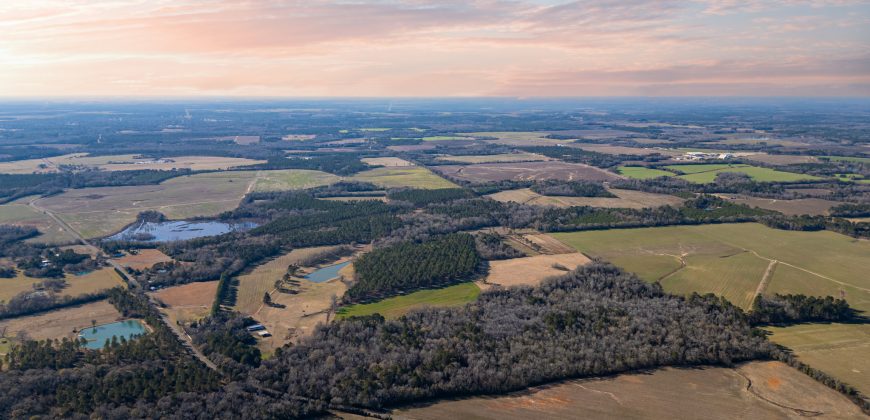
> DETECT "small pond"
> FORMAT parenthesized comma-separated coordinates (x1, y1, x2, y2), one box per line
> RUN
(304, 261, 351, 283)
(106, 220, 257, 242)
(79, 320, 147, 349)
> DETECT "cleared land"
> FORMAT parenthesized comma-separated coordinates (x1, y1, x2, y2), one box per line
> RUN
(465, 131, 566, 146)
(34, 171, 258, 238)
(351, 167, 457, 189)
(663, 164, 821, 183)
(0, 153, 263, 174)
(112, 249, 173, 271)
(0, 196, 77, 244)
(716, 194, 841, 216)
(360, 157, 414, 167)
(0, 267, 124, 303)
(618, 166, 676, 180)
(569, 143, 677, 156)
(336, 282, 481, 320)
(553, 223, 870, 311)
(480, 253, 591, 290)
(746, 154, 819, 165)
(435, 153, 550, 164)
(765, 323, 870, 397)
(252, 169, 340, 192)
(434, 161, 621, 182)
(152, 281, 218, 324)
(391, 361, 864, 419)
(487, 188, 683, 209)
(0, 300, 122, 341)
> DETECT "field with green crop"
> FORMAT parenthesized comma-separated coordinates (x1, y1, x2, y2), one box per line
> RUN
(553, 223, 870, 311)
(351, 167, 457, 189)
(336, 282, 480, 319)
(252, 169, 340, 192)
(662, 164, 821, 183)
(617, 166, 675, 179)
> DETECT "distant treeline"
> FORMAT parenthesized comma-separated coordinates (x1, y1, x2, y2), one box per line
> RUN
(242, 154, 375, 176)
(0, 169, 191, 204)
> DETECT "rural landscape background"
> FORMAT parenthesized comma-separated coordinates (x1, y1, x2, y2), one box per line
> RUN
(1, 1, 869, 419)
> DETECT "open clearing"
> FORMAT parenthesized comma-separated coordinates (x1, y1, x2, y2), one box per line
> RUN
(569, 143, 677, 156)
(252, 169, 340, 192)
(480, 253, 591, 290)
(0, 300, 122, 341)
(662, 164, 821, 183)
(716, 194, 841, 216)
(152, 281, 217, 324)
(34, 171, 258, 238)
(336, 282, 481, 320)
(0, 153, 263, 174)
(617, 166, 676, 180)
(112, 249, 173, 270)
(464, 131, 567, 146)
(0, 267, 124, 303)
(553, 223, 870, 311)
(351, 167, 457, 189)
(745, 154, 819, 165)
(435, 153, 550, 164)
(0, 196, 77, 244)
(434, 161, 621, 182)
(487, 188, 683, 209)
(390, 361, 864, 419)
(765, 323, 870, 397)
(360, 157, 414, 167)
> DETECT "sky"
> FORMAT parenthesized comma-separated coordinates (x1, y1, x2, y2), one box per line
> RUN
(0, 0, 868, 97)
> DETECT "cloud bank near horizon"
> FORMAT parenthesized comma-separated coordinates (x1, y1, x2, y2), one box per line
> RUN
(1, 0, 868, 97)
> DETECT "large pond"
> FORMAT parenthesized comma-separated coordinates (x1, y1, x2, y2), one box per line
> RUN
(304, 261, 351, 283)
(79, 320, 147, 349)
(106, 220, 257, 242)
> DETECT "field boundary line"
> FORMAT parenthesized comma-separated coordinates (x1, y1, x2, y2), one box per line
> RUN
(753, 259, 778, 302)
(734, 369, 824, 417)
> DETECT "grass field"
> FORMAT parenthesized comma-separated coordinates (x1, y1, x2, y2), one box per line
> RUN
(390, 361, 865, 419)
(360, 157, 414, 167)
(716, 194, 841, 216)
(0, 267, 124, 303)
(0, 153, 263, 174)
(252, 169, 340, 192)
(336, 282, 481, 320)
(152, 281, 218, 324)
(35, 171, 258, 238)
(570, 144, 676, 156)
(823, 155, 870, 164)
(0, 300, 122, 342)
(464, 131, 566, 146)
(422, 136, 473, 141)
(765, 323, 870, 397)
(435, 161, 621, 183)
(617, 166, 676, 179)
(487, 188, 683, 209)
(745, 154, 819, 165)
(351, 167, 457, 189)
(481, 253, 591, 290)
(662, 163, 821, 183)
(0, 196, 77, 244)
(435, 153, 550, 164)
(553, 223, 870, 311)
(112, 249, 173, 270)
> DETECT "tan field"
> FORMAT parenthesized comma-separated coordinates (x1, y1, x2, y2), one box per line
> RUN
(569, 143, 679, 156)
(152, 281, 218, 324)
(390, 361, 865, 420)
(0, 266, 124, 302)
(0, 153, 263, 174)
(360, 157, 415, 167)
(0, 196, 78, 244)
(435, 161, 621, 183)
(746, 154, 819, 165)
(0, 300, 122, 342)
(480, 253, 591, 290)
(351, 167, 458, 189)
(488, 188, 684, 209)
(435, 153, 550, 164)
(112, 249, 173, 270)
(517, 231, 577, 254)
(716, 194, 841, 216)
(232, 136, 260, 145)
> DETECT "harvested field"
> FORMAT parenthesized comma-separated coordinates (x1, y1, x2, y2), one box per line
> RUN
(551, 129, 640, 139)
(112, 249, 173, 270)
(0, 267, 124, 303)
(0, 300, 122, 342)
(360, 157, 414, 167)
(34, 171, 258, 238)
(716, 194, 841, 216)
(0, 153, 263, 174)
(232, 136, 260, 145)
(765, 323, 870, 396)
(487, 188, 683, 209)
(480, 253, 591, 290)
(152, 281, 217, 324)
(464, 131, 566, 146)
(517, 231, 576, 255)
(282, 134, 316, 141)
(434, 161, 621, 182)
(553, 223, 870, 311)
(390, 361, 864, 419)
(568, 143, 677, 156)
(0, 196, 77, 244)
(435, 153, 550, 164)
(351, 167, 457, 189)
(336, 282, 480, 320)
(746, 154, 819, 165)
(252, 169, 340, 192)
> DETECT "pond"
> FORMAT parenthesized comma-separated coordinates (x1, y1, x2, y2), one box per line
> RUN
(106, 220, 257, 242)
(304, 261, 351, 283)
(79, 320, 147, 349)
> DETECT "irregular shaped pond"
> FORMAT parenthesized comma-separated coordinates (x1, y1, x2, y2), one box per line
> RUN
(304, 261, 351, 283)
(106, 220, 257, 242)
(79, 320, 146, 349)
